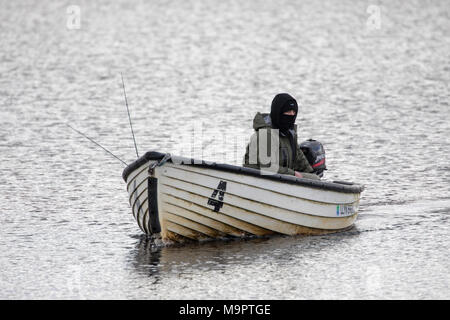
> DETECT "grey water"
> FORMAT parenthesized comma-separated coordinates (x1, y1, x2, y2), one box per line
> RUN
(0, 0, 449, 299)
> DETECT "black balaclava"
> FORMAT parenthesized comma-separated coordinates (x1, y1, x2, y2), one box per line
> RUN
(270, 93, 298, 133)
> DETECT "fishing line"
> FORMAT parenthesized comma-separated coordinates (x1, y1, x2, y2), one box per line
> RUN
(121, 73, 139, 159)
(65, 123, 129, 166)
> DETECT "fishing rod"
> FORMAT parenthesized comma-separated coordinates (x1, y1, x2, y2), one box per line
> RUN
(121, 73, 139, 159)
(65, 123, 129, 166)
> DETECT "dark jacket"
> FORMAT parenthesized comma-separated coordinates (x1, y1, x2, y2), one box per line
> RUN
(243, 112, 318, 179)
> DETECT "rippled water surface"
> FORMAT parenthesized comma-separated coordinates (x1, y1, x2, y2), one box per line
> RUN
(1, 0, 449, 299)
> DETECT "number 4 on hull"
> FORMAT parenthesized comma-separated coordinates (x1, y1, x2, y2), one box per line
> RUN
(207, 180, 227, 213)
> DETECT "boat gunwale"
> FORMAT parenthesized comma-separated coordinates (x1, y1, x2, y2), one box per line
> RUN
(122, 151, 365, 194)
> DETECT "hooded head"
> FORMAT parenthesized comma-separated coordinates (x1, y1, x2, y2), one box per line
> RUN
(270, 93, 298, 133)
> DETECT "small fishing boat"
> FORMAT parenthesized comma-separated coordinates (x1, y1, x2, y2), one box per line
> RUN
(65, 77, 364, 243)
(122, 151, 364, 243)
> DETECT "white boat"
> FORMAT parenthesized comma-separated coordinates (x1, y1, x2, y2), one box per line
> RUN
(122, 151, 364, 243)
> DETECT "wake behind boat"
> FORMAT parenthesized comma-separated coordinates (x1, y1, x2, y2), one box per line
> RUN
(122, 151, 364, 243)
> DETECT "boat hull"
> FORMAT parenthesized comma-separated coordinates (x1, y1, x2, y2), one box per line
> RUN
(124, 153, 363, 243)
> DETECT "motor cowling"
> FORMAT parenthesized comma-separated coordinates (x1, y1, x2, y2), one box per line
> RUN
(299, 139, 327, 177)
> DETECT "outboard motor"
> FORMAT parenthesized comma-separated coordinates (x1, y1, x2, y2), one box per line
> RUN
(299, 139, 327, 177)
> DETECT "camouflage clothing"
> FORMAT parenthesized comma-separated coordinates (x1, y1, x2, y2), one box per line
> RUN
(243, 112, 319, 180)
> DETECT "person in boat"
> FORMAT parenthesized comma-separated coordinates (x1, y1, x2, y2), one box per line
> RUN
(243, 93, 319, 180)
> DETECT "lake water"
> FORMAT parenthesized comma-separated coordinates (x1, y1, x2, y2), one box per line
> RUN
(0, 0, 449, 299)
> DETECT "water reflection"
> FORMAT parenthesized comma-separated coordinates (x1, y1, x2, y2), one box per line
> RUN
(130, 232, 354, 279)
(132, 235, 163, 282)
